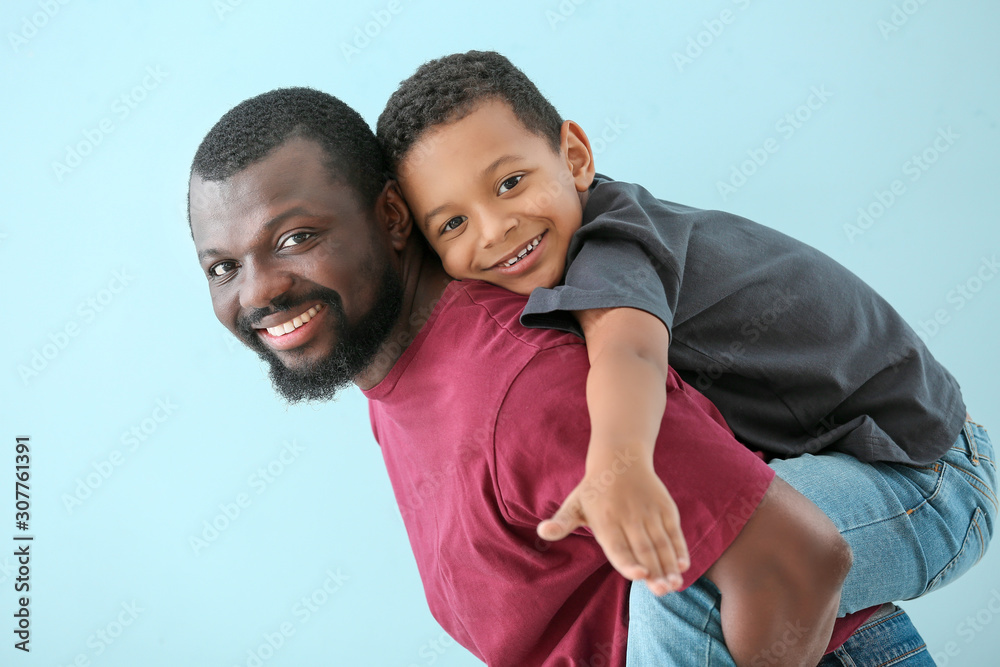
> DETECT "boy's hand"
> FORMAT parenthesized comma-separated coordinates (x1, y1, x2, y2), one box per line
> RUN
(536, 458, 690, 596)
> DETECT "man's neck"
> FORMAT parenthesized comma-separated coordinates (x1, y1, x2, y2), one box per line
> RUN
(354, 243, 451, 390)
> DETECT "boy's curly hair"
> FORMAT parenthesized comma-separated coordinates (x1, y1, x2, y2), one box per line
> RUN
(376, 50, 563, 172)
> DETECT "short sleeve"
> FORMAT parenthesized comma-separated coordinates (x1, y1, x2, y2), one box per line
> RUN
(520, 237, 676, 338)
(494, 344, 775, 590)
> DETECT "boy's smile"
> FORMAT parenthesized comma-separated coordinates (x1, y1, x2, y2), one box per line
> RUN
(397, 99, 595, 296)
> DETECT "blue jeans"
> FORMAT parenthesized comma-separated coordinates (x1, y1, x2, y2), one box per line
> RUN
(818, 603, 935, 666)
(626, 419, 997, 665)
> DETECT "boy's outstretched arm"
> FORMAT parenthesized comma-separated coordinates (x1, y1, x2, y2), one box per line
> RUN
(536, 306, 688, 595)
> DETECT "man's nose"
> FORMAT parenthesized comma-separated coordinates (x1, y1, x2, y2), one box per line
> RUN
(239, 259, 294, 310)
(479, 211, 517, 248)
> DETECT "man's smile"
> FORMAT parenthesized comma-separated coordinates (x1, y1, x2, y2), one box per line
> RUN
(254, 302, 328, 351)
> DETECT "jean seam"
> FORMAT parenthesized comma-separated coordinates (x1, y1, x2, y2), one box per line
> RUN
(904, 461, 947, 515)
(963, 421, 980, 465)
(923, 507, 986, 594)
(966, 418, 988, 432)
(857, 608, 905, 631)
(973, 517, 986, 567)
(943, 462, 1000, 514)
(832, 645, 857, 667)
(873, 642, 927, 666)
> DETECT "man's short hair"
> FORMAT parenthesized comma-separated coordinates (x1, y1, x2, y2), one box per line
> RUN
(376, 50, 564, 172)
(191, 87, 387, 208)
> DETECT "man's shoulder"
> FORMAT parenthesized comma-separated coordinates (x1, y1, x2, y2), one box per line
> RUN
(440, 281, 582, 351)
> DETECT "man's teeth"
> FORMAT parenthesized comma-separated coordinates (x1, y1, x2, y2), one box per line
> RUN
(502, 235, 542, 267)
(266, 304, 323, 337)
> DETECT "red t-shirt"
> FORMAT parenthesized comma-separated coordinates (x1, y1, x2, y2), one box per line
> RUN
(364, 281, 874, 666)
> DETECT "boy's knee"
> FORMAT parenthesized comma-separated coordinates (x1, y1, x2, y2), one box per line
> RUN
(742, 477, 851, 596)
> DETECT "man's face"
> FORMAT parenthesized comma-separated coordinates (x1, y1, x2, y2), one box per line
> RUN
(189, 137, 402, 402)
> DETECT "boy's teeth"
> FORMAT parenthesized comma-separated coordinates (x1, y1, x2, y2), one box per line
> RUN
(503, 236, 541, 267)
(266, 304, 323, 337)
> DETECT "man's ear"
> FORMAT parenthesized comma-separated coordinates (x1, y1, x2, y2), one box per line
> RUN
(561, 120, 596, 193)
(376, 179, 413, 251)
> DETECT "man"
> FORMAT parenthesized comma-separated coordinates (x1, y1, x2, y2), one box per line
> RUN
(188, 87, 957, 666)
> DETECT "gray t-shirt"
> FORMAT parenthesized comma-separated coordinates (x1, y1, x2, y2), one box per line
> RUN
(521, 175, 965, 465)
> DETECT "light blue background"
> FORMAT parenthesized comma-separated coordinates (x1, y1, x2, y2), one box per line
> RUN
(3, 1, 999, 665)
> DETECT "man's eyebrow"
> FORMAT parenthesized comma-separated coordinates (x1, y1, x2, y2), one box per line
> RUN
(196, 206, 316, 261)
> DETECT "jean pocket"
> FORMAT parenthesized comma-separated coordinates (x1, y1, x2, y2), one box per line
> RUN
(897, 461, 947, 511)
(921, 507, 988, 596)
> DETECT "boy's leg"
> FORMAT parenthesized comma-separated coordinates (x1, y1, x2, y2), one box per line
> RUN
(626, 588, 933, 667)
(626, 419, 997, 664)
(769, 419, 996, 613)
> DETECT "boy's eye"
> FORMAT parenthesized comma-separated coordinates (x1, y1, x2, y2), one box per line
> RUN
(442, 216, 466, 233)
(498, 175, 522, 195)
(209, 261, 237, 278)
(280, 232, 314, 249)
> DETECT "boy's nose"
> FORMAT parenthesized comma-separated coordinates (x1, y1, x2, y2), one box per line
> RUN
(479, 211, 518, 248)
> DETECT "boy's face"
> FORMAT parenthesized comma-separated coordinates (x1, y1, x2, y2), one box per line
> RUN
(396, 100, 594, 296)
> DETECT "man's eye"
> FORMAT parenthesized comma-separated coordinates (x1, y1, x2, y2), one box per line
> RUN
(442, 216, 466, 233)
(209, 261, 237, 278)
(280, 232, 313, 248)
(498, 175, 522, 195)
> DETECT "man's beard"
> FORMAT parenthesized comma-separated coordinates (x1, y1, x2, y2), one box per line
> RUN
(235, 263, 403, 403)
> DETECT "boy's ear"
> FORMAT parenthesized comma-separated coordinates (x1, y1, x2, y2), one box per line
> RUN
(560, 120, 596, 193)
(376, 179, 414, 251)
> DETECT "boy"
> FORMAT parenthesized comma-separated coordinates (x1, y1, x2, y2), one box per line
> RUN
(376, 51, 997, 664)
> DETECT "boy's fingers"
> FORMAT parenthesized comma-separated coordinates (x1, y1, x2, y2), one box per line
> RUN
(596, 525, 649, 581)
(624, 524, 669, 587)
(662, 511, 689, 572)
(642, 519, 679, 586)
(537, 501, 585, 542)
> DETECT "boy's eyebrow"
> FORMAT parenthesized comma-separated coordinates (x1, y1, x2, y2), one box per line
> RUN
(481, 154, 525, 178)
(421, 203, 452, 229)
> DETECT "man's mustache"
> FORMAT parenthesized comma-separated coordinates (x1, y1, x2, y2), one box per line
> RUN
(235, 287, 346, 339)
